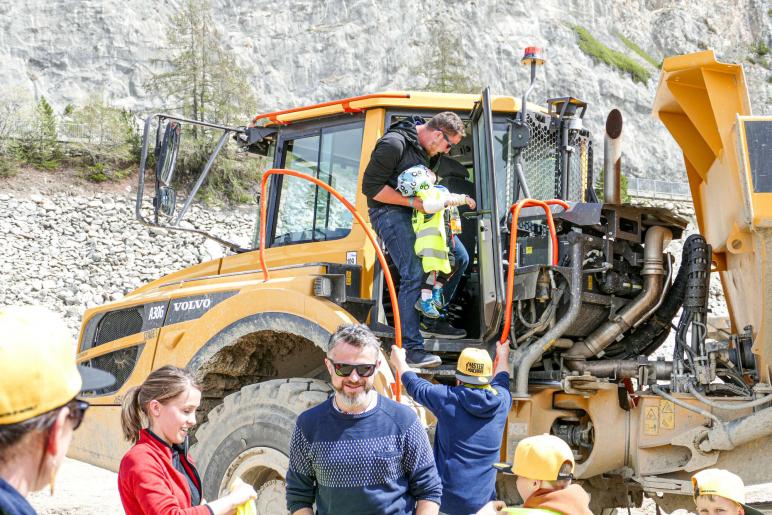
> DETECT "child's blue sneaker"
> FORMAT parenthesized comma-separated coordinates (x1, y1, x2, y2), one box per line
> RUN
(415, 298, 440, 318)
(431, 287, 445, 310)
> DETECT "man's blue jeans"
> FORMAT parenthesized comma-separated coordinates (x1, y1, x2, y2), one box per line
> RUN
(370, 205, 425, 350)
(443, 235, 469, 305)
(370, 205, 470, 350)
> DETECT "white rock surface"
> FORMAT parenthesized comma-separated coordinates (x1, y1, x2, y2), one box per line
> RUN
(0, 0, 769, 181)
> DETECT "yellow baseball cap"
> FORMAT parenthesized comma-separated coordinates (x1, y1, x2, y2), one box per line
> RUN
(456, 347, 493, 385)
(494, 434, 575, 481)
(692, 469, 763, 515)
(0, 306, 114, 425)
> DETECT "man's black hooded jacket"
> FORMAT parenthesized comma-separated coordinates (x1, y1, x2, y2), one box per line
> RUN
(362, 116, 431, 209)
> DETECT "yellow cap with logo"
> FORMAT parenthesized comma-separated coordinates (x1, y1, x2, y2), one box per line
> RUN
(0, 306, 114, 425)
(494, 434, 575, 481)
(455, 347, 493, 385)
(692, 468, 763, 515)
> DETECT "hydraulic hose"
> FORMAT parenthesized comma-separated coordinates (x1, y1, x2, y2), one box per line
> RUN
(513, 234, 584, 396)
(258, 168, 403, 400)
(614, 234, 709, 358)
(686, 383, 772, 411)
(500, 198, 569, 344)
(651, 385, 721, 425)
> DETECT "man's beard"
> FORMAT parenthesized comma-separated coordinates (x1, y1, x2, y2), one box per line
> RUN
(333, 381, 373, 409)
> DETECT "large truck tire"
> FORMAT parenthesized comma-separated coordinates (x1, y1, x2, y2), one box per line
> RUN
(192, 378, 332, 514)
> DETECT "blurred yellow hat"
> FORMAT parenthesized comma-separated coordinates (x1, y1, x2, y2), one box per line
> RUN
(456, 347, 493, 385)
(692, 468, 763, 515)
(494, 434, 575, 481)
(0, 306, 113, 425)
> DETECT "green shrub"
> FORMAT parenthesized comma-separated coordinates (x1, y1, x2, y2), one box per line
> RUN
(613, 31, 661, 68)
(13, 96, 63, 170)
(0, 154, 19, 178)
(85, 162, 108, 182)
(67, 95, 142, 181)
(574, 26, 651, 83)
(752, 39, 769, 58)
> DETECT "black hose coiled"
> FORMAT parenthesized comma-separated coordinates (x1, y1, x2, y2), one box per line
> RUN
(606, 234, 710, 358)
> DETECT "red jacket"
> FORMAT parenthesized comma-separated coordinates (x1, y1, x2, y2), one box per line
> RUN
(118, 429, 212, 515)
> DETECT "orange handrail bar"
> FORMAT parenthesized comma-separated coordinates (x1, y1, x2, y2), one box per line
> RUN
(259, 168, 402, 400)
(251, 93, 411, 125)
(499, 199, 570, 343)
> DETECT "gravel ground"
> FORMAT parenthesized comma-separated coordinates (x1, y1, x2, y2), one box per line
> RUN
(28, 458, 122, 514)
(28, 459, 772, 515)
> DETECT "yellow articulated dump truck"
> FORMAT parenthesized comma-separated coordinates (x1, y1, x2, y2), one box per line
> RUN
(72, 49, 772, 513)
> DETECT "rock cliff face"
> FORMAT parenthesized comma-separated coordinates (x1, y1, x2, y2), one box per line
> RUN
(0, 0, 769, 180)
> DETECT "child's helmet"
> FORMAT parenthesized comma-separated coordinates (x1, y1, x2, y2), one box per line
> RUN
(396, 165, 433, 197)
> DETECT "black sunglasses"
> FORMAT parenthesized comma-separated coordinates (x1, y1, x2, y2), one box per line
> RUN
(438, 130, 452, 147)
(329, 360, 377, 377)
(65, 398, 90, 430)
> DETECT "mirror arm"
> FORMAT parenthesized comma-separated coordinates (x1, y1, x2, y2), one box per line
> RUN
(172, 130, 231, 226)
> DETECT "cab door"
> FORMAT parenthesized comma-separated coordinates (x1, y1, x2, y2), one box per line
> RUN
(470, 88, 506, 340)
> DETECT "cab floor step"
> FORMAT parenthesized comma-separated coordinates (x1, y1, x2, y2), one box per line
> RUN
(370, 323, 487, 353)
(408, 364, 457, 377)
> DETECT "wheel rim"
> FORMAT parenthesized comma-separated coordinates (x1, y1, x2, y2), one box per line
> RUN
(219, 446, 289, 514)
(255, 479, 286, 513)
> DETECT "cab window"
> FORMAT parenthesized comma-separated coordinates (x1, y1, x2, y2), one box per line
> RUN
(271, 121, 364, 246)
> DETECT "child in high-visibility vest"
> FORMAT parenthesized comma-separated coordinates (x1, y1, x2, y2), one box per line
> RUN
(396, 164, 476, 318)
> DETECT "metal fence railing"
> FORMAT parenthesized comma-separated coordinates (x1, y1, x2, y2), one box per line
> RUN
(1, 117, 125, 145)
(626, 177, 692, 200)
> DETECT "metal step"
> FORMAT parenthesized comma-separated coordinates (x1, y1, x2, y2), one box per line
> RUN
(423, 337, 487, 353)
(370, 322, 487, 354)
(408, 364, 457, 377)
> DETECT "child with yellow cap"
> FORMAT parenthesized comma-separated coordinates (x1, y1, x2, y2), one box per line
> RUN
(692, 468, 763, 515)
(479, 433, 592, 515)
(391, 341, 511, 515)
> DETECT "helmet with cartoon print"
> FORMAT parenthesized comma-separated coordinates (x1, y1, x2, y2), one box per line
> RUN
(396, 165, 434, 197)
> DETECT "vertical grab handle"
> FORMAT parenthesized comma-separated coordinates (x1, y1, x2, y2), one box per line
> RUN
(500, 199, 569, 343)
(258, 169, 403, 401)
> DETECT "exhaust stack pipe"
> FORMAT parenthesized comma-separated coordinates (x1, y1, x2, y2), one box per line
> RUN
(564, 226, 672, 360)
(603, 109, 623, 204)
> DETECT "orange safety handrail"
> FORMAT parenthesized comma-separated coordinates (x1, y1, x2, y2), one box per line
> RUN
(251, 93, 411, 125)
(259, 168, 402, 400)
(499, 199, 570, 343)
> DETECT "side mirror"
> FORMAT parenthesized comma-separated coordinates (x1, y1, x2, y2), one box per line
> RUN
(156, 122, 181, 186)
(155, 186, 177, 218)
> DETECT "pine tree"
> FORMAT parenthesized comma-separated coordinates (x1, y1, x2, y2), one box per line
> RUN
(144, 0, 261, 203)
(146, 0, 257, 129)
(13, 96, 62, 170)
(423, 17, 479, 94)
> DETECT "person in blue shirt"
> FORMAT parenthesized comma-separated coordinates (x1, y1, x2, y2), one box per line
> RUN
(286, 324, 443, 515)
(391, 341, 512, 515)
(0, 306, 113, 515)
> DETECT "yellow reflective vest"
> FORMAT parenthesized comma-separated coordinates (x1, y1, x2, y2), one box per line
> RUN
(413, 187, 451, 274)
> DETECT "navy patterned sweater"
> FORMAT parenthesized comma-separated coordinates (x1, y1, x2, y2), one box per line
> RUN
(286, 394, 442, 514)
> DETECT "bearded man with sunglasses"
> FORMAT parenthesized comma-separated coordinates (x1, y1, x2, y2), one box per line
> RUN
(0, 306, 114, 515)
(363, 111, 469, 369)
(286, 324, 442, 515)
